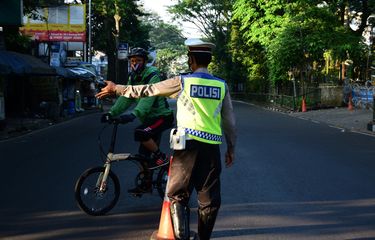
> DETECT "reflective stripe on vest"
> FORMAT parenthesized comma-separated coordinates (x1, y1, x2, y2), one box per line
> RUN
(177, 72, 226, 144)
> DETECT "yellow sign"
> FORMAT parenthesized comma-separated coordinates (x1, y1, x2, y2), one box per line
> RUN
(20, 4, 86, 42)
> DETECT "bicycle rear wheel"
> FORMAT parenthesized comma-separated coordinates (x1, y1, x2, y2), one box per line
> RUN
(156, 166, 168, 199)
(75, 167, 120, 216)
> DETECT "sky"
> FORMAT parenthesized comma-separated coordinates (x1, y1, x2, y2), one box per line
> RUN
(141, 0, 174, 22)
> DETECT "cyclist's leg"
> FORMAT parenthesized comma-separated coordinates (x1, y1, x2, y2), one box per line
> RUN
(128, 125, 154, 195)
(128, 144, 153, 194)
(135, 114, 174, 169)
(128, 115, 173, 194)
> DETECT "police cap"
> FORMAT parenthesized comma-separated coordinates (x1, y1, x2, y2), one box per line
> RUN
(184, 38, 215, 54)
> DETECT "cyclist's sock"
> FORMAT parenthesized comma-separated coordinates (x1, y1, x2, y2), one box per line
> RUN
(148, 150, 169, 169)
(153, 149, 162, 157)
(153, 149, 166, 161)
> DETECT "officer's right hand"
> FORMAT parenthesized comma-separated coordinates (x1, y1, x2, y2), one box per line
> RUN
(101, 113, 112, 123)
(96, 80, 117, 99)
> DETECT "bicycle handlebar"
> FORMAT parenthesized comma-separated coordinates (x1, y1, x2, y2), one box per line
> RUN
(104, 117, 132, 125)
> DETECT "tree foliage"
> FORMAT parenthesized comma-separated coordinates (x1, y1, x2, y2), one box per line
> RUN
(142, 13, 187, 78)
(90, 0, 150, 81)
(232, 0, 373, 91)
(168, 0, 234, 81)
(168, 0, 232, 39)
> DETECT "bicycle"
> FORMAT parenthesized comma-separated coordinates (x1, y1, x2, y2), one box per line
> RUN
(74, 117, 170, 216)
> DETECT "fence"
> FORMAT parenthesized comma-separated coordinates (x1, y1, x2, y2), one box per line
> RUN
(351, 85, 374, 109)
(343, 80, 375, 110)
(231, 88, 322, 111)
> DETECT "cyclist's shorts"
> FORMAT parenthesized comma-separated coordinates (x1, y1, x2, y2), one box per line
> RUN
(134, 114, 174, 141)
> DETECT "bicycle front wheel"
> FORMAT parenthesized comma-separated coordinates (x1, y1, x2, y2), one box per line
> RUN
(75, 167, 120, 216)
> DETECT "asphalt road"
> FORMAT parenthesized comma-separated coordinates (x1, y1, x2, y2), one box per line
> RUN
(1, 100, 375, 240)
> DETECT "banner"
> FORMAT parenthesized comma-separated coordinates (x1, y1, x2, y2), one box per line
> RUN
(20, 4, 86, 42)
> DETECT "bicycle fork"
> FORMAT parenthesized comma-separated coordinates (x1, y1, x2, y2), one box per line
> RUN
(97, 123, 118, 192)
(97, 152, 131, 192)
(97, 153, 114, 192)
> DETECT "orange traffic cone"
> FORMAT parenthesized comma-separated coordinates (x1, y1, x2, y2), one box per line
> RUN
(151, 158, 175, 240)
(301, 97, 307, 112)
(348, 94, 354, 111)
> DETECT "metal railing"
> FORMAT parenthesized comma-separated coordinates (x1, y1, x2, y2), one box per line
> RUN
(231, 88, 321, 112)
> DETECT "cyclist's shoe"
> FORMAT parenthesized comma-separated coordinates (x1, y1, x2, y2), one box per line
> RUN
(128, 186, 152, 196)
(148, 154, 169, 170)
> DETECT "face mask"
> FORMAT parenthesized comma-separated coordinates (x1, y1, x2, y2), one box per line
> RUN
(131, 63, 140, 72)
(131, 63, 145, 74)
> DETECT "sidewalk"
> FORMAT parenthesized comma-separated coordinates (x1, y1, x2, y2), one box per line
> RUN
(288, 107, 375, 136)
(0, 108, 101, 141)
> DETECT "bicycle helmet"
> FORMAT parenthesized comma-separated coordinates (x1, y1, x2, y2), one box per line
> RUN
(128, 47, 149, 60)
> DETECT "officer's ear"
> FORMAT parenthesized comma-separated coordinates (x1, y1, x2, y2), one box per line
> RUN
(188, 54, 197, 66)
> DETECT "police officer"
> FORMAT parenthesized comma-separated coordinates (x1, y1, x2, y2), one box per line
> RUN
(96, 39, 236, 240)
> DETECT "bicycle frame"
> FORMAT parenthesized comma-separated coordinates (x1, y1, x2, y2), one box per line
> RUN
(75, 119, 170, 215)
(98, 122, 154, 192)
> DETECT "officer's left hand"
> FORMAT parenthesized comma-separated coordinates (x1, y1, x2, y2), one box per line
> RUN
(225, 148, 234, 168)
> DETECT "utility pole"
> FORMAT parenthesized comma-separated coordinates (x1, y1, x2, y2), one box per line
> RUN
(366, 15, 375, 132)
(88, 0, 92, 63)
(114, 1, 121, 83)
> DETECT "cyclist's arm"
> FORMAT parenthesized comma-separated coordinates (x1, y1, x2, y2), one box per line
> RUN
(108, 78, 134, 117)
(108, 96, 134, 117)
(131, 74, 160, 119)
(115, 76, 182, 99)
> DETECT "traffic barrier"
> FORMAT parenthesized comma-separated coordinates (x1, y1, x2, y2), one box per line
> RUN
(348, 94, 354, 111)
(150, 157, 175, 240)
(301, 97, 307, 112)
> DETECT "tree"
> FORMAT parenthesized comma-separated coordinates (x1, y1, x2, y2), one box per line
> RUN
(91, 0, 150, 82)
(144, 13, 185, 49)
(168, 0, 232, 39)
(168, 0, 234, 81)
(232, 0, 370, 94)
(232, 0, 295, 92)
(141, 12, 187, 78)
(230, 20, 268, 92)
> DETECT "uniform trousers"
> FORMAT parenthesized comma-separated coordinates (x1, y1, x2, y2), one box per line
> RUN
(167, 139, 222, 239)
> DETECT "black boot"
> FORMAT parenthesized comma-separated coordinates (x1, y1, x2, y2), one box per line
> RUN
(170, 202, 190, 240)
(198, 208, 219, 240)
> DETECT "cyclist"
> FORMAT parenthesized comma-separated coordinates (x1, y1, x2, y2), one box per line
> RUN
(101, 47, 174, 194)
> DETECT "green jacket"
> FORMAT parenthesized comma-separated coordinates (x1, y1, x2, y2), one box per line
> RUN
(109, 66, 173, 123)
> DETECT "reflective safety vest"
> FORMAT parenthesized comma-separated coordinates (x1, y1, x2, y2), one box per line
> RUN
(177, 72, 226, 144)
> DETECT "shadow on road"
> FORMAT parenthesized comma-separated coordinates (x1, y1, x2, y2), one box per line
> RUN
(0, 206, 161, 240)
(213, 199, 375, 239)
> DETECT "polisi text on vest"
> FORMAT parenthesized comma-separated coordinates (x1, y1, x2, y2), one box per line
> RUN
(190, 85, 221, 100)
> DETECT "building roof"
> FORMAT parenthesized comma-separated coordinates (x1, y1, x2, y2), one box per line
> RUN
(0, 50, 56, 75)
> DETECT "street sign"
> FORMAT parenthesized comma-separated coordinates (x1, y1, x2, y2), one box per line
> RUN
(118, 43, 128, 60)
